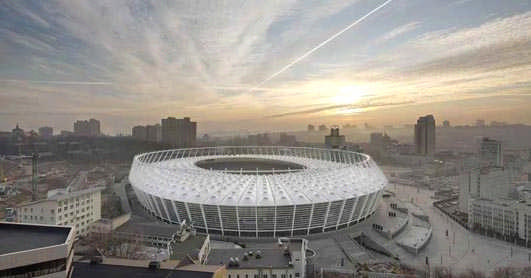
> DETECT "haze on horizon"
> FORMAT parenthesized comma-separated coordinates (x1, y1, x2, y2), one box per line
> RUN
(0, 0, 530, 135)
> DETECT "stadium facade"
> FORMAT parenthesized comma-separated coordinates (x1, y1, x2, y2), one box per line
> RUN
(129, 146, 387, 238)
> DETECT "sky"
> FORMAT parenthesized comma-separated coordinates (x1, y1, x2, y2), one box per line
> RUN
(0, 0, 530, 135)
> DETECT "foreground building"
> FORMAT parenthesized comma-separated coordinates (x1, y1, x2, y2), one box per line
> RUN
(0, 222, 75, 278)
(205, 238, 307, 278)
(15, 187, 103, 237)
(129, 146, 387, 238)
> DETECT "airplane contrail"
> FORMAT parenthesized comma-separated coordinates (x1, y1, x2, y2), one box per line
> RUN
(251, 0, 394, 91)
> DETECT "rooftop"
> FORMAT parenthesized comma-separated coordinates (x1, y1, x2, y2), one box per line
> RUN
(206, 248, 292, 269)
(47, 186, 105, 200)
(0, 222, 71, 255)
(72, 262, 216, 278)
(169, 234, 208, 260)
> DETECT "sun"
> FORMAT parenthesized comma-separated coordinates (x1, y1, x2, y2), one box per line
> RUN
(331, 85, 366, 105)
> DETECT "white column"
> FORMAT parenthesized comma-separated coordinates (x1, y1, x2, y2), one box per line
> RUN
(200, 204, 209, 233)
(356, 195, 370, 221)
(322, 202, 331, 232)
(336, 199, 346, 229)
(217, 205, 224, 237)
(348, 197, 359, 223)
(291, 205, 297, 236)
(307, 203, 315, 235)
(170, 200, 182, 224)
(236, 206, 241, 237)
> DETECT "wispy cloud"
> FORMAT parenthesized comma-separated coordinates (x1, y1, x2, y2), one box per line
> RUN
(373, 21, 421, 45)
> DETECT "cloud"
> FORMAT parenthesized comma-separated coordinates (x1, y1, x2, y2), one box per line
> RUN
(373, 21, 421, 44)
(0, 1, 530, 132)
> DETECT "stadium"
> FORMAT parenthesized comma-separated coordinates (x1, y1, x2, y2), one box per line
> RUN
(129, 146, 387, 238)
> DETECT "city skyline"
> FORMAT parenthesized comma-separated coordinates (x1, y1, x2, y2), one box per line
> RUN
(0, 0, 530, 134)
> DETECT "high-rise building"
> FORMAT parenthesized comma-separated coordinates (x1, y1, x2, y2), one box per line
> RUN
(479, 137, 503, 167)
(414, 115, 436, 155)
(476, 119, 485, 127)
(325, 127, 345, 149)
(146, 124, 161, 143)
(307, 124, 315, 132)
(74, 119, 101, 137)
(279, 133, 297, 146)
(442, 120, 450, 128)
(38, 126, 53, 138)
(132, 125, 147, 141)
(11, 124, 24, 143)
(318, 124, 327, 131)
(458, 167, 512, 212)
(161, 117, 197, 147)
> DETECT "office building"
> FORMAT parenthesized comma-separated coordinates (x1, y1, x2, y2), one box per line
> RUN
(161, 117, 197, 147)
(38, 126, 53, 138)
(468, 198, 531, 244)
(74, 119, 101, 137)
(16, 187, 103, 237)
(442, 120, 450, 128)
(132, 124, 161, 142)
(11, 124, 25, 143)
(325, 127, 346, 149)
(132, 125, 147, 141)
(279, 133, 297, 146)
(458, 167, 512, 212)
(479, 137, 503, 167)
(414, 115, 436, 155)
(146, 124, 161, 142)
(0, 222, 75, 278)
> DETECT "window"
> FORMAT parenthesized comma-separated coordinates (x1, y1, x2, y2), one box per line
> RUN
(51, 209, 54, 214)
